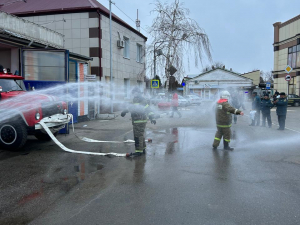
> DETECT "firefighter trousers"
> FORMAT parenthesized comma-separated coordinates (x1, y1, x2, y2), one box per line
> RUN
(213, 126, 231, 148)
(133, 122, 147, 153)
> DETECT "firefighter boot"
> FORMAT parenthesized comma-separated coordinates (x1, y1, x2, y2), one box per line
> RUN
(224, 141, 234, 151)
(132, 152, 143, 157)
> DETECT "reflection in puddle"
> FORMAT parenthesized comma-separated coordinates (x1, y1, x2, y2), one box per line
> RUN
(166, 128, 178, 154)
(212, 150, 231, 181)
(133, 156, 146, 183)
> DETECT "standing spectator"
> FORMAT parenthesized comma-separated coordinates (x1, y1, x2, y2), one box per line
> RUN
(250, 92, 261, 126)
(273, 92, 288, 130)
(260, 94, 273, 128)
(170, 92, 182, 118)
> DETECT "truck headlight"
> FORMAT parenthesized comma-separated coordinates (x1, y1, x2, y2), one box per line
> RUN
(35, 112, 41, 120)
(63, 109, 67, 115)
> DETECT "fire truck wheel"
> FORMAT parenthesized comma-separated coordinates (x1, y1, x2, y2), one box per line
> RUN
(0, 121, 27, 150)
(34, 130, 58, 141)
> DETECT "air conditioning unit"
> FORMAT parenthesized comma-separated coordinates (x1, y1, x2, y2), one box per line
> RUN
(117, 40, 125, 48)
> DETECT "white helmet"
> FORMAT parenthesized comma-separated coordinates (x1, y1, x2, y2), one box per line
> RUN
(220, 91, 230, 99)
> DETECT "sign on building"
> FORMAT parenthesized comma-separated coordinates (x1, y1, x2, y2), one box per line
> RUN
(266, 82, 271, 89)
(85, 75, 97, 81)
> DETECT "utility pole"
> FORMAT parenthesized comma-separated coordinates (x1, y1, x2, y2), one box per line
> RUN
(109, 0, 113, 113)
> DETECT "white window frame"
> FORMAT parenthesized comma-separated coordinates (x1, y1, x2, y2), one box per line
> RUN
(136, 44, 143, 63)
(123, 36, 130, 59)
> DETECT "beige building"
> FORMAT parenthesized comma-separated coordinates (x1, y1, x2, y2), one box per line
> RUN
(273, 15, 300, 95)
(241, 70, 260, 86)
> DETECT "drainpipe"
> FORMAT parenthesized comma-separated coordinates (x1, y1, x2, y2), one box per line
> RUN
(96, 10, 102, 80)
(96, 10, 102, 115)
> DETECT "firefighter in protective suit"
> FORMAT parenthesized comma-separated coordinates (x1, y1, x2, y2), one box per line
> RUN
(121, 88, 157, 156)
(213, 91, 244, 150)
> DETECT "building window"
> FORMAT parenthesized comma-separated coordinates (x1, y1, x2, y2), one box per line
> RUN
(124, 78, 130, 98)
(136, 44, 143, 63)
(123, 37, 130, 59)
(288, 45, 300, 68)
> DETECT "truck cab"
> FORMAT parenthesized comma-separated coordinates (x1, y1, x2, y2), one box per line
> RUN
(0, 68, 70, 150)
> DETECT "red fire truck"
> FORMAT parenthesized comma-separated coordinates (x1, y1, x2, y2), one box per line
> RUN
(0, 69, 70, 150)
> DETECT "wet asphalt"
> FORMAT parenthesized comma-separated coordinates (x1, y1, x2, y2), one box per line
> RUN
(1, 102, 300, 225)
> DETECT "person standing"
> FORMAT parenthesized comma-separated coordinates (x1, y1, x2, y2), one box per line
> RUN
(121, 88, 157, 156)
(260, 94, 273, 128)
(273, 92, 288, 130)
(250, 92, 261, 126)
(170, 92, 182, 118)
(212, 91, 244, 151)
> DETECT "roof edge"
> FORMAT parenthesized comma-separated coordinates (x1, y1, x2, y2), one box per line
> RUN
(188, 68, 251, 81)
(12, 7, 147, 41)
(241, 70, 260, 75)
(279, 14, 300, 28)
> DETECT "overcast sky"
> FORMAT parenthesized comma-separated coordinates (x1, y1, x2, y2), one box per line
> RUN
(99, 0, 300, 75)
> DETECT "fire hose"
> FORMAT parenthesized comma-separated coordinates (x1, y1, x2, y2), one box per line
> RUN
(38, 114, 151, 157)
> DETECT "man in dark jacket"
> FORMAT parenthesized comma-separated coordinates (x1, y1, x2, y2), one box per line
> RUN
(273, 92, 288, 130)
(213, 91, 244, 151)
(260, 94, 273, 128)
(250, 92, 261, 126)
(121, 88, 157, 156)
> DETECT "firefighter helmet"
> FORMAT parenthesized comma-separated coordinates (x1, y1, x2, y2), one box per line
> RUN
(220, 91, 230, 99)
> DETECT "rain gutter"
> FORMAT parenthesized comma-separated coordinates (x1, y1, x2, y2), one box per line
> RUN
(97, 9, 102, 80)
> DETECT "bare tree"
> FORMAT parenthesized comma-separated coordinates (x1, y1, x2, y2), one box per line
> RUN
(259, 70, 274, 83)
(148, 0, 212, 91)
(263, 71, 274, 83)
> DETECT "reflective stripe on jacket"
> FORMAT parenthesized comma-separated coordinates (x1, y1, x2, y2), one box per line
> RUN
(215, 99, 241, 126)
(129, 96, 154, 123)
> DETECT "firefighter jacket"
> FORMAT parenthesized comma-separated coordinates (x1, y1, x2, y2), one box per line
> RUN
(123, 95, 155, 124)
(215, 99, 242, 127)
(260, 99, 273, 113)
(275, 97, 288, 116)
